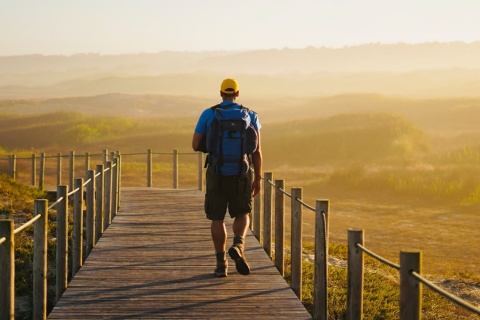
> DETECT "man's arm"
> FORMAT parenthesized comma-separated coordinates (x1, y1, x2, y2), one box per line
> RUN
(192, 132, 204, 152)
(251, 131, 263, 197)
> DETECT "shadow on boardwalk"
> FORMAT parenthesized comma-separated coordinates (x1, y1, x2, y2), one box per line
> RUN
(48, 188, 312, 319)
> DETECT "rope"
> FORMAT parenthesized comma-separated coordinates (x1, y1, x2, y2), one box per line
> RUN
(48, 197, 64, 210)
(411, 271, 480, 316)
(14, 214, 41, 234)
(266, 178, 292, 197)
(356, 243, 400, 270)
(0, 237, 6, 245)
(68, 188, 80, 196)
(295, 197, 316, 212)
(83, 178, 92, 187)
(95, 171, 102, 178)
(120, 152, 149, 156)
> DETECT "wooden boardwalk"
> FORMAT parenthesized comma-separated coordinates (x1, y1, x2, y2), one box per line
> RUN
(48, 188, 312, 319)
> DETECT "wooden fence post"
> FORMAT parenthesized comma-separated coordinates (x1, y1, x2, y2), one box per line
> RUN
(103, 149, 108, 164)
(274, 179, 285, 276)
(147, 149, 152, 187)
(112, 157, 118, 219)
(347, 229, 364, 320)
(173, 149, 179, 189)
(31, 154, 36, 187)
(116, 152, 121, 210)
(39, 152, 45, 190)
(400, 250, 422, 320)
(9, 155, 16, 180)
(33, 199, 48, 320)
(104, 161, 112, 229)
(72, 178, 84, 276)
(85, 152, 90, 176)
(69, 151, 75, 192)
(253, 183, 263, 243)
(56, 185, 68, 303)
(86, 170, 96, 256)
(0, 219, 15, 320)
(198, 152, 204, 192)
(57, 153, 62, 186)
(291, 187, 303, 300)
(95, 164, 104, 241)
(263, 172, 273, 258)
(314, 200, 330, 320)
(7, 155, 11, 177)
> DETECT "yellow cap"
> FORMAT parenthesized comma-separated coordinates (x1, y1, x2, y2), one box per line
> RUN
(220, 78, 239, 94)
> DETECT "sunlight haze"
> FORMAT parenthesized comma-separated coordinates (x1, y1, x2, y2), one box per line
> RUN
(1, 0, 480, 55)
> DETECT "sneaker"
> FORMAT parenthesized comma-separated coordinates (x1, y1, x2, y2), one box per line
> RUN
(228, 244, 250, 275)
(214, 260, 228, 277)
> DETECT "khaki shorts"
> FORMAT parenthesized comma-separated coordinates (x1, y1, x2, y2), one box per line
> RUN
(205, 166, 252, 220)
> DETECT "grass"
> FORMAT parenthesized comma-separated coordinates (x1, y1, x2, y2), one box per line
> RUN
(283, 242, 479, 319)
(1, 97, 480, 318)
(0, 174, 67, 319)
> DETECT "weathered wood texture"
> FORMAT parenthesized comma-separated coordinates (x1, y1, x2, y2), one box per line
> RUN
(48, 188, 312, 319)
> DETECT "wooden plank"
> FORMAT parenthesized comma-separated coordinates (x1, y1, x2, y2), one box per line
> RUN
(48, 188, 312, 319)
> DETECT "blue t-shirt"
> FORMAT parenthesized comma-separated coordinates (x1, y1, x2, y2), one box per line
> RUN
(195, 101, 261, 176)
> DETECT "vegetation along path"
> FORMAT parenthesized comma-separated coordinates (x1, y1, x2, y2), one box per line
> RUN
(48, 188, 311, 319)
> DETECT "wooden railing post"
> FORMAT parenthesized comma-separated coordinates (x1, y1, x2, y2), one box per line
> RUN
(7, 155, 11, 177)
(85, 152, 90, 175)
(112, 157, 118, 218)
(86, 170, 96, 256)
(0, 219, 15, 320)
(31, 153, 36, 187)
(56, 185, 68, 303)
(33, 199, 48, 320)
(57, 153, 62, 186)
(69, 151, 75, 192)
(253, 182, 263, 243)
(347, 229, 364, 320)
(400, 250, 422, 320)
(95, 164, 104, 240)
(291, 187, 303, 300)
(173, 149, 179, 189)
(103, 149, 108, 164)
(39, 152, 45, 190)
(104, 161, 112, 229)
(263, 172, 273, 258)
(116, 152, 121, 210)
(147, 149, 153, 187)
(198, 152, 204, 192)
(314, 200, 330, 320)
(72, 178, 84, 276)
(9, 155, 16, 180)
(274, 179, 285, 276)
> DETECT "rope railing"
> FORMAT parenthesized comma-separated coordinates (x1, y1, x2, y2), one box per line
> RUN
(0, 153, 104, 161)
(0, 150, 122, 320)
(48, 196, 64, 210)
(13, 214, 42, 235)
(411, 271, 480, 315)
(67, 187, 80, 197)
(356, 243, 400, 270)
(266, 178, 292, 197)
(261, 174, 329, 320)
(83, 178, 92, 187)
(294, 196, 316, 212)
(2, 150, 478, 320)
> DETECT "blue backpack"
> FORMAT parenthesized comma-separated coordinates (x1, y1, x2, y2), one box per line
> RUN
(206, 104, 258, 175)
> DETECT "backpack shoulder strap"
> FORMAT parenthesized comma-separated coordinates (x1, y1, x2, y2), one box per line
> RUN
(211, 103, 237, 111)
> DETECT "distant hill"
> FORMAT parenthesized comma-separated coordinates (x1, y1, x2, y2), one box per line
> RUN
(1, 42, 480, 99)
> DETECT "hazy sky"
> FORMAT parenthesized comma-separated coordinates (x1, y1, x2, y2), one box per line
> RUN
(1, 0, 479, 56)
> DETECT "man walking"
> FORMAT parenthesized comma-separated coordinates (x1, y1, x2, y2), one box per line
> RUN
(192, 78, 263, 277)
